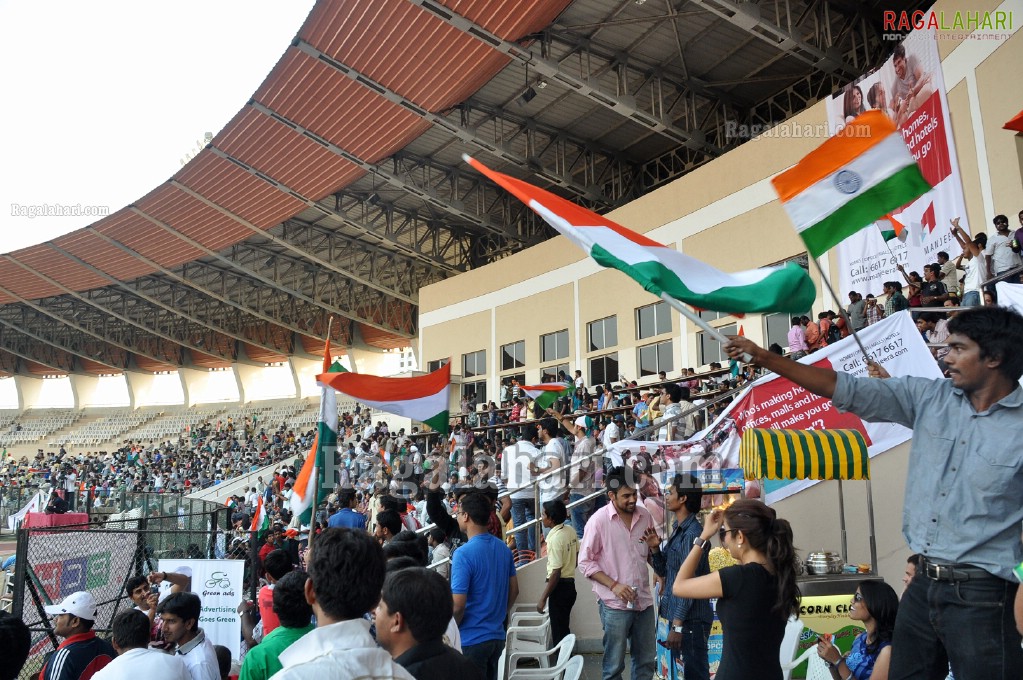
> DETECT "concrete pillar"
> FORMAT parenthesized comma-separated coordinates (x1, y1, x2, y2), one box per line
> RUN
(68, 374, 101, 409)
(16, 376, 44, 410)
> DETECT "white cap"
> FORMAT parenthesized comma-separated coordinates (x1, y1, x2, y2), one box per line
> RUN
(44, 591, 98, 621)
(409, 445, 418, 452)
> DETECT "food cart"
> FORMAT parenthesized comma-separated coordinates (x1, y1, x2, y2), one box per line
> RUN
(740, 428, 882, 677)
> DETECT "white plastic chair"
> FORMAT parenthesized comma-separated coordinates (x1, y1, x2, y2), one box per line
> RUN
(497, 619, 552, 680)
(560, 657, 584, 680)
(512, 655, 583, 680)
(779, 616, 806, 680)
(781, 647, 818, 680)
(804, 651, 835, 680)
(507, 634, 577, 680)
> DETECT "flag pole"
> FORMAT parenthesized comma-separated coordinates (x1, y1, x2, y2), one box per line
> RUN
(805, 255, 873, 364)
(659, 294, 752, 362)
(307, 316, 334, 556)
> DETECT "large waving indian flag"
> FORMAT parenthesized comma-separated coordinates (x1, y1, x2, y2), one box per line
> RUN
(772, 110, 931, 258)
(463, 156, 814, 313)
(318, 362, 452, 435)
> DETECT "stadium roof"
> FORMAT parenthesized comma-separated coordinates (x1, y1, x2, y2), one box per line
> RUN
(0, 0, 926, 377)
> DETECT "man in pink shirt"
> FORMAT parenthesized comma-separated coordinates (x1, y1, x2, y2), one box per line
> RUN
(786, 317, 808, 360)
(578, 467, 659, 680)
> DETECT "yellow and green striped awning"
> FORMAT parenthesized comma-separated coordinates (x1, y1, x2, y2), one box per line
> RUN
(740, 428, 870, 481)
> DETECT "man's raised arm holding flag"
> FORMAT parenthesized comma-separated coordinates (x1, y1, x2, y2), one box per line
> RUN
(724, 307, 1023, 680)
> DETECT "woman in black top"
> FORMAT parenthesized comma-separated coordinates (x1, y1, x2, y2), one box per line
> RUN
(672, 499, 800, 680)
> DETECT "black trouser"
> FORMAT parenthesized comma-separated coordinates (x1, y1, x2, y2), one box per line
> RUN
(548, 577, 577, 645)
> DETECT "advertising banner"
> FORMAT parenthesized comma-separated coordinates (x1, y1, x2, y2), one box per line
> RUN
(825, 28, 969, 298)
(22, 531, 137, 657)
(159, 559, 245, 659)
(614, 312, 940, 503)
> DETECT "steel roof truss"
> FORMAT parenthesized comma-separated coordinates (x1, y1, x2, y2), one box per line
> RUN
(292, 38, 611, 207)
(247, 101, 523, 244)
(129, 207, 411, 338)
(45, 241, 288, 359)
(90, 226, 331, 347)
(406, 0, 721, 156)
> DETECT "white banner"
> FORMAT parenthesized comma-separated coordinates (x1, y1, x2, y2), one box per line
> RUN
(7, 490, 49, 530)
(159, 559, 245, 659)
(995, 282, 1023, 388)
(826, 28, 970, 298)
(619, 313, 941, 503)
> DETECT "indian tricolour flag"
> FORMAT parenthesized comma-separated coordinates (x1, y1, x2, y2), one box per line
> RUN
(318, 363, 452, 435)
(876, 214, 908, 243)
(772, 110, 931, 258)
(291, 336, 341, 525)
(249, 494, 268, 533)
(520, 382, 573, 410)
(463, 156, 815, 313)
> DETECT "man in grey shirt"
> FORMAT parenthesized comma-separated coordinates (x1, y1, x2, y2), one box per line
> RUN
(725, 306, 1022, 680)
(846, 291, 866, 332)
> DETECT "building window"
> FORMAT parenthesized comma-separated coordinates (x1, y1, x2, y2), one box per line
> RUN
(426, 358, 449, 373)
(500, 373, 525, 393)
(501, 340, 525, 371)
(461, 380, 486, 404)
(588, 316, 618, 352)
(638, 340, 673, 377)
(541, 330, 569, 362)
(589, 353, 619, 387)
(636, 302, 671, 339)
(763, 311, 810, 353)
(697, 324, 736, 365)
(698, 309, 729, 322)
(462, 350, 486, 378)
(540, 363, 570, 383)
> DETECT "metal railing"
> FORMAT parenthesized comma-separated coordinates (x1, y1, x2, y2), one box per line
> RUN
(418, 383, 746, 567)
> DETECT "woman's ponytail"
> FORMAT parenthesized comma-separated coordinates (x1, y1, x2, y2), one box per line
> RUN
(766, 517, 800, 618)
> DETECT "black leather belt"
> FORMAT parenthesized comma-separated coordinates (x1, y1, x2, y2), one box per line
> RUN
(922, 558, 996, 582)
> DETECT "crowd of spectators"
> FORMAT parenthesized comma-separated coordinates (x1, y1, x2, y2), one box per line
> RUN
(0, 415, 314, 509)
(6, 211, 1021, 680)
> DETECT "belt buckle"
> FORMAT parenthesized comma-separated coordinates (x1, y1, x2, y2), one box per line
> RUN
(926, 562, 951, 581)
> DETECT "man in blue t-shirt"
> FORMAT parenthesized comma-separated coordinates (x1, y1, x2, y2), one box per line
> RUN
(327, 490, 366, 530)
(451, 492, 518, 680)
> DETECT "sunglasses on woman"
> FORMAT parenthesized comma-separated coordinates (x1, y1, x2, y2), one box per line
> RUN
(718, 527, 737, 541)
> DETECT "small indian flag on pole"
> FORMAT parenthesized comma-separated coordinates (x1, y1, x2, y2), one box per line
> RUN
(771, 110, 931, 258)
(877, 213, 908, 243)
(250, 494, 268, 533)
(520, 382, 573, 410)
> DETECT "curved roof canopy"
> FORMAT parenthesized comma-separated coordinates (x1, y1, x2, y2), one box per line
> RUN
(0, 0, 924, 377)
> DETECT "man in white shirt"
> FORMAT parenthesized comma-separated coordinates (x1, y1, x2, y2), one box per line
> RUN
(574, 370, 585, 390)
(655, 384, 684, 442)
(548, 409, 597, 539)
(93, 610, 190, 680)
(601, 415, 622, 450)
(532, 419, 566, 506)
(271, 528, 413, 680)
(157, 593, 219, 680)
(985, 214, 1022, 277)
(501, 432, 542, 562)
